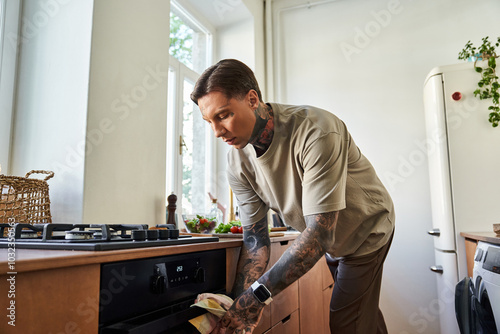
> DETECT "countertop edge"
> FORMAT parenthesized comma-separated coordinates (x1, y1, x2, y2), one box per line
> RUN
(460, 231, 500, 245)
(0, 234, 299, 274)
(1, 239, 243, 274)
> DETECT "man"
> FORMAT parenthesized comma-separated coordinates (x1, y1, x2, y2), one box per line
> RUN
(191, 59, 395, 334)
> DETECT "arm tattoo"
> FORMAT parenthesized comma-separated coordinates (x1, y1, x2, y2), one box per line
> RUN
(231, 216, 271, 296)
(219, 212, 337, 332)
(260, 211, 338, 295)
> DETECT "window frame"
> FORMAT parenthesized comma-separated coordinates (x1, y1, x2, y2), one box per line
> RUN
(167, 1, 216, 218)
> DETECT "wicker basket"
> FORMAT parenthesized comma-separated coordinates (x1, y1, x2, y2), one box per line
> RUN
(0, 170, 54, 225)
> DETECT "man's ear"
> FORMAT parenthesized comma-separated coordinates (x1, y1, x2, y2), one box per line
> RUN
(247, 89, 260, 109)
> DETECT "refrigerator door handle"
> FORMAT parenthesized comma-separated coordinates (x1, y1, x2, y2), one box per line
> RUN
(427, 228, 441, 237)
(430, 265, 444, 274)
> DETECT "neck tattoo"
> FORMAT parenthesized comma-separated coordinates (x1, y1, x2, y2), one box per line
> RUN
(249, 104, 274, 156)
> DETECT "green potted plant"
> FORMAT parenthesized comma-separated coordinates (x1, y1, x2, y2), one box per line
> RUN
(458, 36, 500, 127)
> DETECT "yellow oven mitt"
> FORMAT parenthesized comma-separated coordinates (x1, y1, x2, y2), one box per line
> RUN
(189, 293, 233, 334)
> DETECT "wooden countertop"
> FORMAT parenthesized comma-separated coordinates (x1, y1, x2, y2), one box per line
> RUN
(0, 233, 299, 274)
(0, 239, 242, 274)
(460, 231, 500, 245)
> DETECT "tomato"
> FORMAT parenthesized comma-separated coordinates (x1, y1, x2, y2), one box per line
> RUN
(237, 226, 243, 234)
(230, 226, 239, 234)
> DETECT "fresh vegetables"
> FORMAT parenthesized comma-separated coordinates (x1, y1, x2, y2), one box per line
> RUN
(214, 220, 242, 234)
(184, 216, 244, 234)
(184, 215, 217, 234)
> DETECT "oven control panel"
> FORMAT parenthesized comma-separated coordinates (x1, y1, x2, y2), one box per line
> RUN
(151, 258, 206, 293)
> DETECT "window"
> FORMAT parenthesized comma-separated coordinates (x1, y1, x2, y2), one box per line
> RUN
(167, 1, 214, 218)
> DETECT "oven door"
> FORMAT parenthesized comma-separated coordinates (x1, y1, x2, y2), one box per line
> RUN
(100, 300, 208, 334)
(98, 249, 226, 334)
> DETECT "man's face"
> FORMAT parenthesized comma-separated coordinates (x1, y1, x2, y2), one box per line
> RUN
(198, 90, 258, 149)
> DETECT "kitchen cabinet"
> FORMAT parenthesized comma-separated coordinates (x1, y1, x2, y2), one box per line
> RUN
(254, 239, 299, 334)
(464, 238, 477, 278)
(2, 263, 100, 333)
(0, 239, 241, 334)
(264, 309, 300, 334)
(254, 238, 333, 334)
(298, 256, 334, 334)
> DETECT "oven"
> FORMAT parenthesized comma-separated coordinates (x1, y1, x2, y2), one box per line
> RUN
(99, 248, 226, 333)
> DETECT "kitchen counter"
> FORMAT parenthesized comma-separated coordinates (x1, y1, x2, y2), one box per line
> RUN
(460, 231, 500, 245)
(0, 238, 242, 274)
(0, 234, 299, 273)
(0, 234, 299, 333)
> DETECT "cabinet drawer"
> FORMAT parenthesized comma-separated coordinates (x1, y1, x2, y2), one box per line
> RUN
(264, 309, 299, 334)
(270, 282, 299, 325)
(299, 259, 327, 333)
(267, 239, 292, 270)
(254, 305, 272, 334)
(271, 281, 299, 325)
(256, 238, 297, 334)
(254, 282, 298, 334)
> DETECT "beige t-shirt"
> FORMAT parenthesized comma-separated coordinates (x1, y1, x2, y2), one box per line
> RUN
(227, 103, 395, 257)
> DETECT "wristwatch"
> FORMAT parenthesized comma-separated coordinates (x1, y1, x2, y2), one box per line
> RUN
(251, 281, 273, 305)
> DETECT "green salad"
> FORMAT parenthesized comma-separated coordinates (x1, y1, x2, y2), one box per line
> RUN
(214, 220, 242, 234)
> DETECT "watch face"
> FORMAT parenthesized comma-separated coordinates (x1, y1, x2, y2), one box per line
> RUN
(254, 284, 271, 302)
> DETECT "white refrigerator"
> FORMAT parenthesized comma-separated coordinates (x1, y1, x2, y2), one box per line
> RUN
(423, 62, 500, 334)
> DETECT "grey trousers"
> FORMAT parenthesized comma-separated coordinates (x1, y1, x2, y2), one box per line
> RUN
(326, 231, 394, 334)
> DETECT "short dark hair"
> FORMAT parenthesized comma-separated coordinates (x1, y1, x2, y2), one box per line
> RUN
(190, 59, 263, 105)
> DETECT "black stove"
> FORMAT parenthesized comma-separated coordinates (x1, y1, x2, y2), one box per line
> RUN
(0, 223, 218, 251)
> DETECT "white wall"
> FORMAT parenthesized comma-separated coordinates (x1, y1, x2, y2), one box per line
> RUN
(269, 0, 500, 333)
(10, 0, 94, 223)
(83, 0, 170, 225)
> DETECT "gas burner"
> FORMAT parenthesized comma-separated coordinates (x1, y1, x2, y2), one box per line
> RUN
(2, 223, 150, 241)
(65, 231, 94, 240)
(0, 223, 218, 251)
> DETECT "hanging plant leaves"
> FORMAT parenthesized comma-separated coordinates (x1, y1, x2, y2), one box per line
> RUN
(458, 36, 500, 128)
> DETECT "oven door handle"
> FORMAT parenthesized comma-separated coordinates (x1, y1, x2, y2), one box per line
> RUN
(101, 304, 206, 334)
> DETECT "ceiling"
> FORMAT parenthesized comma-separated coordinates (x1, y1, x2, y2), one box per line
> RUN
(180, 0, 252, 28)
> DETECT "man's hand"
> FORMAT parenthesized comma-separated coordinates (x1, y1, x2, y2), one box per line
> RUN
(210, 288, 264, 334)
